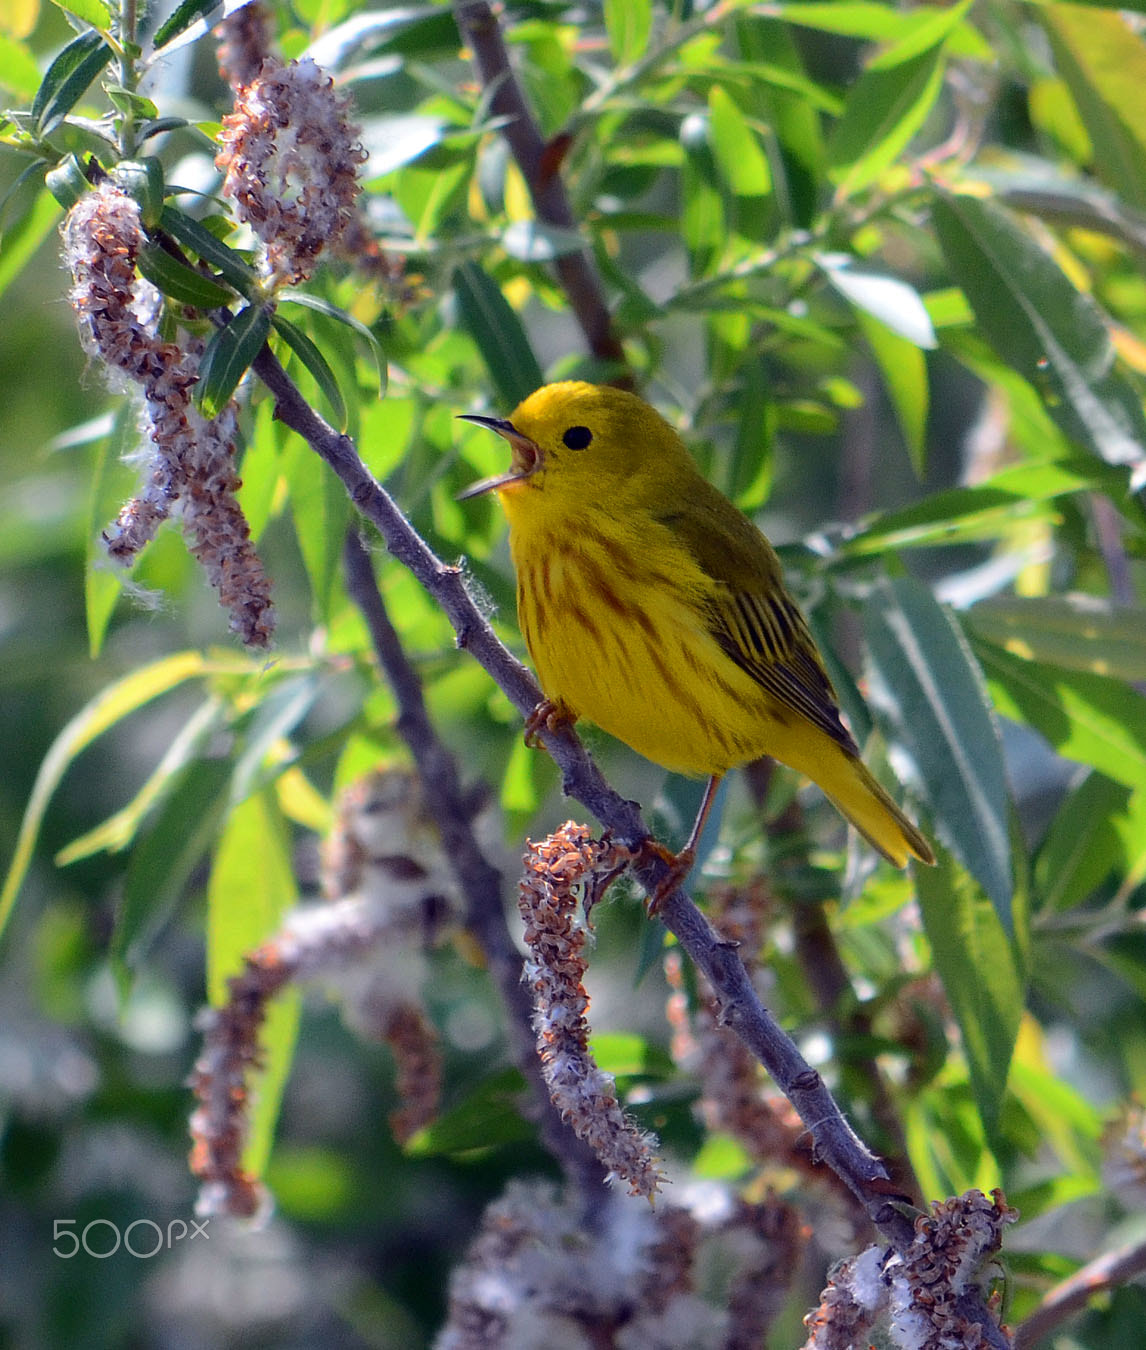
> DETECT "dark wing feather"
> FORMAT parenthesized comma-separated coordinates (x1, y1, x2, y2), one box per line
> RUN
(655, 493, 858, 755)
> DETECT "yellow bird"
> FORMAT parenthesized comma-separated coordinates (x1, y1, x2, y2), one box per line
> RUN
(460, 382, 934, 887)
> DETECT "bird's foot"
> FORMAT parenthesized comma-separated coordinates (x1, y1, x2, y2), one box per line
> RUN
(523, 698, 575, 748)
(636, 839, 697, 916)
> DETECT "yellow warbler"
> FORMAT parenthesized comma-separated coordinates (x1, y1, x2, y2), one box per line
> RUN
(460, 382, 934, 879)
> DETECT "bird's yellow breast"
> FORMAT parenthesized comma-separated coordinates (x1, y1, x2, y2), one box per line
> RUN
(506, 507, 793, 777)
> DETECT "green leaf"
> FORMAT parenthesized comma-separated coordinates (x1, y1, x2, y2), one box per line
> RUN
(195, 303, 272, 418)
(839, 457, 1119, 557)
(44, 153, 91, 211)
(136, 241, 236, 309)
(58, 698, 225, 864)
(864, 577, 1014, 932)
(49, 0, 113, 33)
(857, 308, 928, 473)
(932, 193, 1146, 472)
(407, 1068, 533, 1156)
(33, 30, 112, 133)
(777, 1, 990, 56)
(680, 112, 725, 276)
(819, 256, 937, 349)
(0, 188, 63, 302)
(284, 435, 351, 622)
(229, 675, 322, 806)
(827, 19, 954, 196)
(915, 843, 1024, 1140)
(1034, 770, 1130, 912)
(279, 291, 387, 398)
(964, 593, 1146, 683)
(159, 205, 258, 293)
(272, 314, 347, 430)
(113, 752, 233, 979)
(207, 790, 301, 1181)
(153, 0, 224, 51)
(1039, 7, 1146, 212)
(453, 261, 543, 410)
(605, 0, 652, 64)
(0, 652, 211, 942)
(112, 157, 164, 228)
(0, 34, 47, 99)
(707, 85, 772, 198)
(975, 640, 1146, 791)
(359, 113, 447, 179)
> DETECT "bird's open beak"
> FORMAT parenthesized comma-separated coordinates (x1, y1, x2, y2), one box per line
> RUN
(456, 413, 541, 499)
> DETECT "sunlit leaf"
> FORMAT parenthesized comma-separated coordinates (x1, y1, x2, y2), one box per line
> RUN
(604, 0, 652, 65)
(819, 255, 937, 349)
(0, 652, 212, 941)
(33, 30, 112, 133)
(916, 843, 1025, 1139)
(707, 85, 771, 198)
(1039, 6, 1146, 211)
(976, 640, 1146, 791)
(1033, 770, 1130, 912)
(965, 593, 1146, 682)
(407, 1068, 533, 1155)
(864, 577, 1014, 931)
(207, 790, 301, 1180)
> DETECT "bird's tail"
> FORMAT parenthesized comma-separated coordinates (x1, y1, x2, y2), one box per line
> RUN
(802, 740, 934, 868)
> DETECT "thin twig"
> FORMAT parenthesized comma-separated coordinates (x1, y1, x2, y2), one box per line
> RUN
(451, 0, 628, 375)
(342, 530, 606, 1207)
(1015, 1236, 1146, 1347)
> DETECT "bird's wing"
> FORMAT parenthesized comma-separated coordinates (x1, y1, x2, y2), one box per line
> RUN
(655, 497, 858, 754)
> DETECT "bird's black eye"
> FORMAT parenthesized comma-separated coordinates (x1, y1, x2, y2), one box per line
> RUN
(562, 425, 593, 450)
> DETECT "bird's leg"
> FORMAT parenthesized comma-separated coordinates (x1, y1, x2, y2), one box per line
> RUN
(523, 697, 576, 748)
(642, 773, 722, 915)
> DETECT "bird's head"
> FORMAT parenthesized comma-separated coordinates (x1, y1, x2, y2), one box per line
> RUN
(458, 382, 691, 511)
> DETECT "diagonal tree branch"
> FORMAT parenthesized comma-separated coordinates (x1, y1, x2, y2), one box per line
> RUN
(1015, 1236, 1146, 1348)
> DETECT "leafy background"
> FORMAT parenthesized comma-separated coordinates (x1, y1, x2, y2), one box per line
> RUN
(2, 0, 1146, 1345)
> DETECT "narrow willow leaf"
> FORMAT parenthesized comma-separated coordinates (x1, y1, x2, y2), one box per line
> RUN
(0, 652, 210, 941)
(916, 843, 1025, 1140)
(828, 41, 947, 195)
(44, 153, 91, 211)
(195, 303, 271, 418)
(0, 190, 62, 301)
(33, 30, 112, 132)
(965, 593, 1146, 682)
(207, 790, 301, 1180)
(864, 577, 1014, 931)
(57, 698, 224, 864)
(777, 1, 990, 55)
(604, 0, 652, 65)
(229, 675, 322, 806)
(113, 753, 233, 977)
(1034, 770, 1130, 912)
(1039, 7, 1146, 212)
(707, 85, 771, 198)
(153, 0, 224, 50)
(50, 0, 112, 30)
(857, 309, 928, 473)
(840, 457, 1119, 557)
(159, 205, 258, 293)
(453, 261, 543, 409)
(819, 256, 937, 349)
(359, 113, 447, 179)
(933, 193, 1146, 471)
(408, 1068, 532, 1156)
(136, 242, 236, 309)
(500, 221, 586, 262)
(680, 112, 725, 277)
(0, 33, 42, 98)
(279, 291, 387, 398)
(272, 314, 347, 430)
(975, 639, 1146, 790)
(285, 437, 351, 622)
